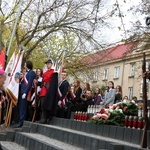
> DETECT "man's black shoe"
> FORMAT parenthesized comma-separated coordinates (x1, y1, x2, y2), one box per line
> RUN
(12, 123, 23, 128)
(11, 123, 18, 128)
(47, 117, 53, 124)
(36, 119, 46, 124)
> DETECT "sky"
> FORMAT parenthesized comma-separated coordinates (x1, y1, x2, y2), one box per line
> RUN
(107, 0, 146, 42)
(5, 0, 146, 47)
(99, 0, 146, 45)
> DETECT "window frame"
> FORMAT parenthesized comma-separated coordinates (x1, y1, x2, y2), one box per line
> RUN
(130, 63, 135, 77)
(128, 87, 133, 100)
(114, 66, 120, 79)
(103, 69, 108, 80)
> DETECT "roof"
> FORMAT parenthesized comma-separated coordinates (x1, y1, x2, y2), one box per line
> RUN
(82, 41, 139, 65)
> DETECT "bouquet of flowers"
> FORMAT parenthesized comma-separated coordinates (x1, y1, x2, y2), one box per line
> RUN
(88, 102, 138, 126)
(117, 102, 138, 116)
(88, 107, 125, 126)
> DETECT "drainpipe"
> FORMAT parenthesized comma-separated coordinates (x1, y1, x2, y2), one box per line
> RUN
(121, 59, 125, 96)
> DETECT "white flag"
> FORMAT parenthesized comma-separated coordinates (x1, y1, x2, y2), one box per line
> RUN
(6, 51, 24, 105)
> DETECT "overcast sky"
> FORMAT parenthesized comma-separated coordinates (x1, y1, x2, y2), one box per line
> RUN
(99, 0, 146, 45)
(6, 0, 145, 46)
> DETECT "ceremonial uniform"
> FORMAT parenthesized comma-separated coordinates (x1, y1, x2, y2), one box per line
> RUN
(40, 69, 54, 97)
(13, 61, 36, 128)
(18, 69, 36, 126)
(39, 68, 54, 111)
(38, 59, 57, 124)
(56, 73, 70, 118)
(58, 79, 70, 104)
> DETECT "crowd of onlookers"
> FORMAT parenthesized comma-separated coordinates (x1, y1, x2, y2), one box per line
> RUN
(0, 59, 139, 127)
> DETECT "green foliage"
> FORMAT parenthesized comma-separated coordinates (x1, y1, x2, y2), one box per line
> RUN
(41, 32, 88, 75)
(28, 49, 47, 69)
(100, 84, 107, 96)
(118, 102, 138, 116)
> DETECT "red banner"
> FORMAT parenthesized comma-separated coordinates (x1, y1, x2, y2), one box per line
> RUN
(0, 49, 6, 70)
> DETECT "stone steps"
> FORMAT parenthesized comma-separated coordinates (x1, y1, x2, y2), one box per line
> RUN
(45, 117, 143, 145)
(22, 118, 145, 150)
(0, 117, 148, 150)
(15, 132, 83, 150)
(65, 118, 143, 145)
(0, 141, 27, 150)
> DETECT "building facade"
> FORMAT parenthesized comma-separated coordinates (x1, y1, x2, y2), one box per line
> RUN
(75, 41, 150, 100)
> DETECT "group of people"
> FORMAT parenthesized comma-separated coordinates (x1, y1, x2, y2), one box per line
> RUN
(0, 59, 139, 127)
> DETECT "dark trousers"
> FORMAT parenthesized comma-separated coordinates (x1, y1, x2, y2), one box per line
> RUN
(27, 103, 34, 121)
(11, 105, 20, 124)
(39, 97, 53, 123)
(56, 106, 67, 118)
(18, 97, 28, 125)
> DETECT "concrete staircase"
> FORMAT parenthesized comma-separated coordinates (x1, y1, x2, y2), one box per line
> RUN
(0, 117, 149, 150)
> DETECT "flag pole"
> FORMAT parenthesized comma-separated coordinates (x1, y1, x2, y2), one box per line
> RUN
(141, 52, 148, 148)
(6, 0, 23, 58)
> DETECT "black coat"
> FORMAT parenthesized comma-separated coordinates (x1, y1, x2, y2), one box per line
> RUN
(42, 72, 58, 115)
(73, 87, 82, 103)
(114, 93, 122, 104)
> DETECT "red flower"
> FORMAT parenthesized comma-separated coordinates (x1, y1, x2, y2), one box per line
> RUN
(123, 106, 127, 111)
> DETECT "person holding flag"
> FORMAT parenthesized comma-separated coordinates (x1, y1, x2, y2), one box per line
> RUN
(0, 69, 6, 88)
(0, 69, 6, 123)
(38, 59, 54, 124)
(0, 49, 6, 70)
(13, 61, 36, 128)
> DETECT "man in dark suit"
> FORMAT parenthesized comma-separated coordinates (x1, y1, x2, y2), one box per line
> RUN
(56, 71, 70, 118)
(14, 61, 36, 127)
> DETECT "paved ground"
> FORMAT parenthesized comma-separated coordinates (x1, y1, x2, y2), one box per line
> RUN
(0, 141, 27, 150)
(0, 124, 14, 133)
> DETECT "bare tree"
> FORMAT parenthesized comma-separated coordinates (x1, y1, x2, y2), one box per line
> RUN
(0, 0, 116, 60)
(126, 0, 150, 43)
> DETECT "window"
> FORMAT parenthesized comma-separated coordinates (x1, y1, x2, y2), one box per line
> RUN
(146, 61, 150, 71)
(93, 71, 98, 81)
(128, 87, 133, 100)
(103, 69, 108, 80)
(114, 66, 120, 78)
(130, 63, 135, 76)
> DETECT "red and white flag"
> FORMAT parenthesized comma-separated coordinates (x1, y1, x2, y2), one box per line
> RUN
(4, 52, 16, 88)
(5, 51, 24, 105)
(0, 49, 6, 70)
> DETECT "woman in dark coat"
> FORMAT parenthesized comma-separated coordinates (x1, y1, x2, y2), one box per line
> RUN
(114, 85, 122, 104)
(72, 79, 82, 104)
(66, 79, 82, 118)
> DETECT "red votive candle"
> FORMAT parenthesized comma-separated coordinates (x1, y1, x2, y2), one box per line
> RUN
(74, 111, 77, 120)
(132, 116, 137, 129)
(137, 117, 143, 129)
(128, 116, 133, 128)
(124, 116, 128, 127)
